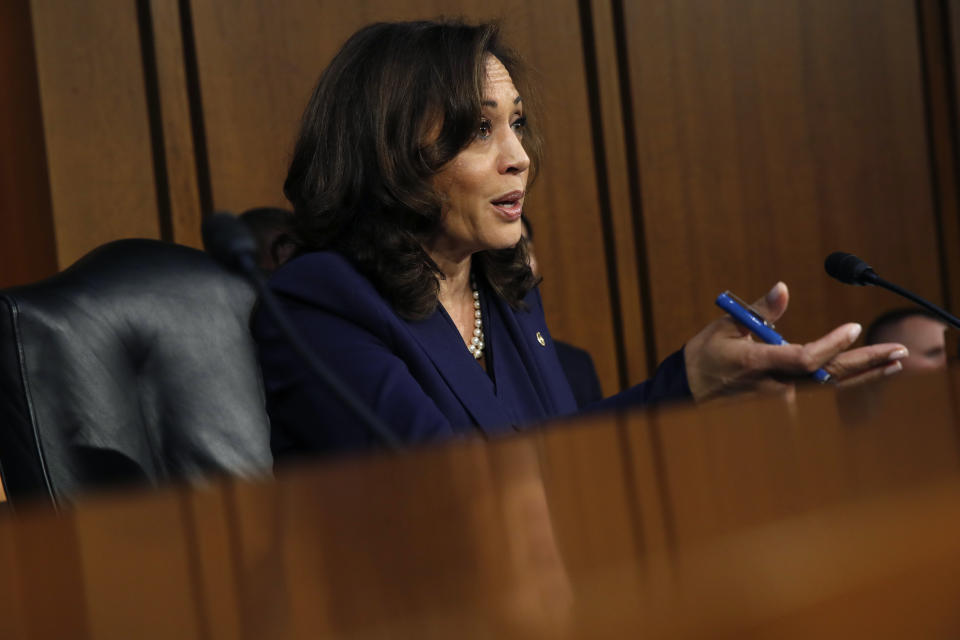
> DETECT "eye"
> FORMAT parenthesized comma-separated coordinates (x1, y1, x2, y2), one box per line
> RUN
(511, 116, 526, 137)
(477, 119, 492, 140)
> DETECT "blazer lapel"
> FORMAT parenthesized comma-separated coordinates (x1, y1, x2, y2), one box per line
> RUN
(492, 292, 578, 419)
(404, 309, 514, 434)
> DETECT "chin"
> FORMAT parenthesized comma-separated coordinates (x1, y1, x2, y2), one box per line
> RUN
(485, 229, 523, 252)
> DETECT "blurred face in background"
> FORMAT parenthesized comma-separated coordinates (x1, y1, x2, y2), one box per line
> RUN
(872, 315, 947, 373)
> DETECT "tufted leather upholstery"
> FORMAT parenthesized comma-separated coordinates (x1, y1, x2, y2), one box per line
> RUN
(0, 239, 272, 507)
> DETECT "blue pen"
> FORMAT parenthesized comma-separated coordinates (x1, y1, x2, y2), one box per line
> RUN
(715, 291, 831, 383)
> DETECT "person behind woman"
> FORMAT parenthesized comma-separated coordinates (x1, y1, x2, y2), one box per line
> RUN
(253, 20, 907, 458)
(520, 215, 603, 409)
(238, 207, 296, 274)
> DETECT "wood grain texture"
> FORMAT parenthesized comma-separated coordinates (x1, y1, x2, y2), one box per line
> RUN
(0, 0, 58, 287)
(71, 488, 203, 639)
(622, 0, 941, 360)
(535, 414, 643, 577)
(183, 484, 243, 640)
(185, 0, 621, 393)
(917, 0, 960, 316)
(7, 373, 960, 635)
(584, 0, 652, 385)
(0, 517, 26, 640)
(30, 0, 161, 268)
(938, 0, 960, 315)
(149, 0, 204, 248)
(10, 504, 91, 639)
(653, 369, 960, 546)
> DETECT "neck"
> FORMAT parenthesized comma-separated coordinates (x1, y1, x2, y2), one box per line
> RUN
(425, 243, 474, 308)
(424, 242, 486, 364)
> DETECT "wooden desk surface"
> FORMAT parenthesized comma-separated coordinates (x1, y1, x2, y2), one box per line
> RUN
(2, 367, 960, 638)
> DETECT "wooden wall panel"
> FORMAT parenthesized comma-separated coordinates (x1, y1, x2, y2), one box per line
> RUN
(939, 0, 960, 314)
(0, 0, 58, 287)
(621, 0, 942, 361)
(0, 0, 57, 287)
(4, 0, 957, 392)
(185, 0, 623, 392)
(513, 3, 622, 394)
(583, 0, 652, 384)
(29, 0, 161, 269)
(149, 0, 204, 248)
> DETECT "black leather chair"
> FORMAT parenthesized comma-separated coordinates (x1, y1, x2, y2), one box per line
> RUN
(0, 239, 272, 507)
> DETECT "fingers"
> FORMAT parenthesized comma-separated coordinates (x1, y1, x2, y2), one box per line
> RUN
(824, 342, 908, 382)
(747, 322, 863, 375)
(800, 322, 865, 367)
(834, 361, 902, 388)
(688, 280, 909, 402)
(750, 282, 789, 325)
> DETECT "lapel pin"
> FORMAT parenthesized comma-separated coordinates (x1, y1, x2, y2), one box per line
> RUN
(536, 331, 545, 346)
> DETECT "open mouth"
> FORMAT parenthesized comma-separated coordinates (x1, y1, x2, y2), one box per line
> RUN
(491, 191, 524, 218)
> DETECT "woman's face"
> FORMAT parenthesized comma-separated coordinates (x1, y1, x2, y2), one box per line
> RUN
(430, 56, 530, 259)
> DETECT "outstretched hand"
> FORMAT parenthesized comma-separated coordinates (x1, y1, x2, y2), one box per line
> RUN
(684, 282, 909, 402)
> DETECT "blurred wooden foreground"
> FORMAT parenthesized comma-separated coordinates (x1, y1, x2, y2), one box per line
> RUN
(2, 368, 960, 638)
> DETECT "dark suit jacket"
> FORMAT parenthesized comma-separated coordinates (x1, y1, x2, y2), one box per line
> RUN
(253, 251, 690, 457)
(554, 341, 603, 409)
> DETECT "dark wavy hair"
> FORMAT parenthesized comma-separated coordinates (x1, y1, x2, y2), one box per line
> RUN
(284, 20, 542, 319)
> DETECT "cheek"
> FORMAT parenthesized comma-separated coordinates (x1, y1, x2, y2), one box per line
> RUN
(446, 179, 488, 218)
(433, 165, 466, 206)
(431, 170, 453, 204)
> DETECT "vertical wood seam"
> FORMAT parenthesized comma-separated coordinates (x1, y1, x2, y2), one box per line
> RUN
(577, 0, 630, 390)
(937, 0, 960, 312)
(615, 414, 650, 557)
(178, 488, 214, 640)
(223, 480, 249, 639)
(647, 410, 677, 551)
(916, 0, 960, 313)
(135, 0, 174, 242)
(0, 0, 58, 284)
(916, 0, 951, 312)
(177, 0, 213, 217)
(610, 0, 660, 372)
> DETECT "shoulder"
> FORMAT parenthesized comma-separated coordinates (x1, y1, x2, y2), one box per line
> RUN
(554, 340, 592, 365)
(271, 250, 367, 292)
(269, 251, 385, 314)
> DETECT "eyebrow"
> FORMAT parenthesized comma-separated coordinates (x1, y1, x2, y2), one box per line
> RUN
(481, 96, 523, 108)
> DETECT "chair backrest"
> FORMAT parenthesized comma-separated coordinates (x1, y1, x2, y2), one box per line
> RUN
(0, 239, 272, 507)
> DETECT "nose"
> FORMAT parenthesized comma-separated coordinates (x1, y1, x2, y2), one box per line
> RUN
(498, 130, 530, 175)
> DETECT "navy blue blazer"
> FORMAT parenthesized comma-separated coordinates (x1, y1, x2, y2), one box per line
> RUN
(253, 251, 690, 457)
(554, 340, 604, 409)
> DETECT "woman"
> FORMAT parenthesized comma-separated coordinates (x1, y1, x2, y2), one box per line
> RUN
(254, 20, 906, 457)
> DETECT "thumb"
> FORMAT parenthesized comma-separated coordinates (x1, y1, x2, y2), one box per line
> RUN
(750, 281, 789, 325)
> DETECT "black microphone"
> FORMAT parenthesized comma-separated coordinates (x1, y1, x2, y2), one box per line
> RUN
(824, 251, 960, 330)
(202, 212, 401, 450)
(823, 252, 880, 286)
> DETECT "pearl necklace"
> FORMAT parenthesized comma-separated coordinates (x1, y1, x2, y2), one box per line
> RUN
(467, 276, 485, 360)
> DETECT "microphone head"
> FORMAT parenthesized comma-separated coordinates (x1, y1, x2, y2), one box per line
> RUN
(202, 211, 259, 273)
(824, 251, 877, 285)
